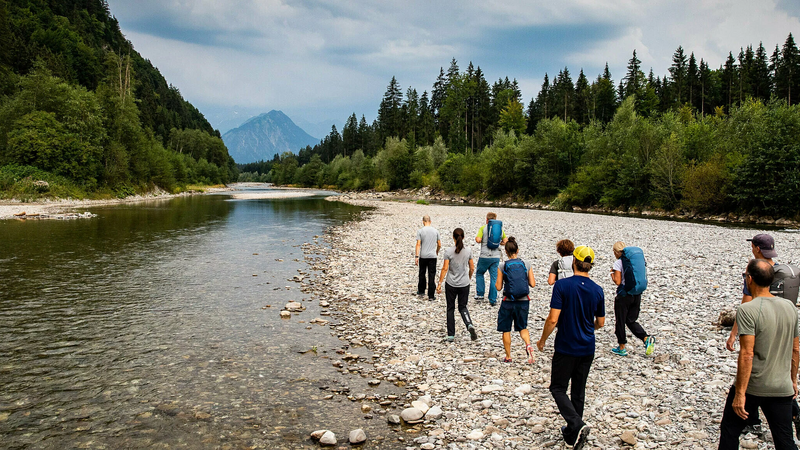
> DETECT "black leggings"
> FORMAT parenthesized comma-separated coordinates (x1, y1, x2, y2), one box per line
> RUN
(614, 293, 648, 345)
(445, 283, 472, 337)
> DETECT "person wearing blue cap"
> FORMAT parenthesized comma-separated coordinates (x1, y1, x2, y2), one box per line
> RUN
(537, 245, 605, 450)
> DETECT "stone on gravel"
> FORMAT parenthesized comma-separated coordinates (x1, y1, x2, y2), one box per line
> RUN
(425, 405, 443, 419)
(348, 429, 366, 444)
(466, 430, 484, 440)
(620, 430, 637, 445)
(319, 430, 336, 445)
(310, 429, 328, 440)
(400, 407, 424, 423)
(387, 414, 401, 425)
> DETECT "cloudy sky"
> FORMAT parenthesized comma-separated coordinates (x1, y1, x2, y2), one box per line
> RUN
(107, 0, 799, 133)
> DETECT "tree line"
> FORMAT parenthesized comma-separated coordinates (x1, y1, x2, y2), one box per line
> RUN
(0, 0, 236, 197)
(256, 34, 800, 219)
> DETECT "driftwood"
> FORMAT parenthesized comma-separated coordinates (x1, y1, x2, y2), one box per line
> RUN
(718, 309, 736, 327)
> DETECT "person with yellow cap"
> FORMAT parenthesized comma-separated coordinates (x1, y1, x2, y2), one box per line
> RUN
(537, 245, 605, 450)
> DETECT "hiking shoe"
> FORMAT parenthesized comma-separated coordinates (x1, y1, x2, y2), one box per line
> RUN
(444, 336, 455, 343)
(525, 344, 535, 364)
(611, 346, 628, 356)
(645, 336, 656, 356)
(474, 295, 484, 301)
(428, 297, 435, 302)
(573, 425, 590, 450)
(468, 325, 478, 341)
(489, 300, 497, 306)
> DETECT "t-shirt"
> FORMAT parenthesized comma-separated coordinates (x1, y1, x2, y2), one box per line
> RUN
(612, 259, 625, 286)
(549, 256, 574, 280)
(475, 225, 507, 259)
(416, 226, 440, 259)
(443, 246, 472, 288)
(737, 295, 800, 397)
(550, 276, 605, 357)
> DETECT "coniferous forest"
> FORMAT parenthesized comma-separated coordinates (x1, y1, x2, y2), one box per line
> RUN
(0, 0, 236, 199)
(253, 35, 800, 219)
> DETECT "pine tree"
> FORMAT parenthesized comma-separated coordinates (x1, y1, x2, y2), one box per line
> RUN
(776, 33, 800, 105)
(594, 63, 617, 123)
(753, 42, 772, 101)
(575, 69, 591, 124)
(722, 53, 737, 112)
(623, 50, 642, 99)
(687, 53, 699, 109)
(668, 46, 688, 105)
(377, 76, 403, 141)
(342, 113, 358, 157)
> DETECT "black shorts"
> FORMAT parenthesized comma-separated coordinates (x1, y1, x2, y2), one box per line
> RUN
(497, 298, 529, 332)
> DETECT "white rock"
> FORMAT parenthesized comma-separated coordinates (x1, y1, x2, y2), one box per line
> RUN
(425, 405, 443, 419)
(400, 407, 424, 423)
(411, 400, 430, 414)
(514, 384, 532, 394)
(348, 429, 366, 444)
(481, 385, 504, 394)
(466, 430, 485, 440)
(320, 431, 336, 445)
(310, 430, 328, 440)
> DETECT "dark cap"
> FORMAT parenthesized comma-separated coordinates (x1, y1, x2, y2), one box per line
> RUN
(747, 234, 777, 258)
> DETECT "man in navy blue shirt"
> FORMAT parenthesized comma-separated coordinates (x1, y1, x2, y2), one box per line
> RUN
(537, 245, 605, 450)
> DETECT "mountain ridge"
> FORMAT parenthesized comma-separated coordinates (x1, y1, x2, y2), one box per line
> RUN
(222, 110, 320, 164)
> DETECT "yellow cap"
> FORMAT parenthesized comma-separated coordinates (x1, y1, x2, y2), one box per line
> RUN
(573, 245, 595, 263)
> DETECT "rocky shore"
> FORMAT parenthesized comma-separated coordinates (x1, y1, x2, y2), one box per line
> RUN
(303, 193, 800, 449)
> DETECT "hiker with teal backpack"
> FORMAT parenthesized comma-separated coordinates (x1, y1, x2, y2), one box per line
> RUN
(475, 212, 507, 306)
(494, 237, 536, 363)
(610, 241, 656, 357)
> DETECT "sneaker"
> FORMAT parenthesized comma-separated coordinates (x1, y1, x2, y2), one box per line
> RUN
(611, 346, 628, 356)
(474, 295, 484, 301)
(468, 325, 478, 341)
(428, 297, 435, 302)
(489, 300, 497, 306)
(502, 357, 512, 363)
(645, 336, 656, 356)
(573, 425, 590, 450)
(445, 336, 455, 343)
(525, 344, 535, 364)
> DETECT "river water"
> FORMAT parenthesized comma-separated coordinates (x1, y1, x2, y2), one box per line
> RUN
(0, 187, 405, 449)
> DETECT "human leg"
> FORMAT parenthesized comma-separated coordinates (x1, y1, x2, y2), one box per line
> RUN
(456, 285, 473, 329)
(624, 294, 648, 342)
(487, 258, 500, 304)
(549, 352, 584, 445)
(417, 259, 426, 295)
(569, 354, 595, 419)
(718, 386, 761, 450)
(475, 258, 489, 298)
(613, 294, 628, 347)
(445, 283, 457, 338)
(760, 395, 797, 450)
(502, 332, 511, 359)
(497, 302, 513, 360)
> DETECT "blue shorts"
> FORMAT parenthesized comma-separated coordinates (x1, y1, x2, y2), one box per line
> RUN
(497, 298, 529, 332)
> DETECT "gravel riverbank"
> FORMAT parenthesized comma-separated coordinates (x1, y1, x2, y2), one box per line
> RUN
(309, 194, 800, 449)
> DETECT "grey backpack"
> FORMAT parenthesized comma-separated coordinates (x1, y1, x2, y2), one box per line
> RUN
(771, 263, 800, 304)
(557, 256, 574, 280)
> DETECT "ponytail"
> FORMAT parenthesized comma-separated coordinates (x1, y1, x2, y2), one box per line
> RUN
(453, 228, 465, 254)
(505, 236, 518, 256)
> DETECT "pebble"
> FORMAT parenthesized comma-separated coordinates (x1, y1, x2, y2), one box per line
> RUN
(466, 430, 484, 440)
(319, 430, 336, 445)
(348, 428, 366, 444)
(400, 407, 424, 423)
(621, 430, 637, 445)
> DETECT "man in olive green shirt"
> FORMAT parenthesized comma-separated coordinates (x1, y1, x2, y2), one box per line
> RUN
(718, 259, 800, 450)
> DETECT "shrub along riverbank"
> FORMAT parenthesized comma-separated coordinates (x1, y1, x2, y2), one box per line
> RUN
(265, 97, 800, 221)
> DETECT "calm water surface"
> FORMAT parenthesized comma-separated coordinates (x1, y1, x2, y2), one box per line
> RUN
(0, 188, 404, 449)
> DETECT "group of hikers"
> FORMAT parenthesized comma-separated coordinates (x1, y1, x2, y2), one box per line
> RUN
(414, 212, 800, 450)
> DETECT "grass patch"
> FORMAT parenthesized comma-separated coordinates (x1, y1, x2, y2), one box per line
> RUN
(416, 199, 430, 205)
(0, 164, 87, 201)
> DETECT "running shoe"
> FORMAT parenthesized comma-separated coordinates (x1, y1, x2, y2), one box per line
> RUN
(573, 425, 590, 450)
(611, 346, 628, 356)
(525, 344, 535, 364)
(474, 295, 484, 301)
(468, 325, 478, 341)
(489, 301, 497, 306)
(444, 336, 455, 343)
(502, 357, 512, 363)
(645, 336, 656, 356)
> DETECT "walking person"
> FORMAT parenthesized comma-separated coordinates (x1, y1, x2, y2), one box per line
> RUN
(436, 228, 477, 342)
(475, 212, 507, 306)
(548, 239, 575, 285)
(494, 237, 535, 363)
(415, 215, 441, 300)
(725, 234, 800, 437)
(537, 245, 605, 450)
(717, 259, 799, 450)
(610, 241, 655, 357)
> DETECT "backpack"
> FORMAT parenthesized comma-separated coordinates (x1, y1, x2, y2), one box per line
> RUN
(502, 258, 530, 301)
(619, 246, 648, 296)
(771, 263, 800, 303)
(557, 256, 574, 280)
(486, 219, 503, 250)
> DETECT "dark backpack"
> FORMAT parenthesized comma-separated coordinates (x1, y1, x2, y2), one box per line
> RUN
(486, 219, 503, 250)
(503, 258, 529, 301)
(619, 247, 648, 296)
(771, 263, 800, 303)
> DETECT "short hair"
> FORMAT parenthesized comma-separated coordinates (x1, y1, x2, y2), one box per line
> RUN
(613, 241, 625, 253)
(746, 259, 774, 288)
(486, 212, 497, 220)
(422, 215, 431, 223)
(575, 260, 593, 272)
(556, 239, 575, 256)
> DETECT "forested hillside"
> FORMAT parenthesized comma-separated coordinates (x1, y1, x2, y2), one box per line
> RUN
(0, 0, 236, 198)
(261, 35, 800, 219)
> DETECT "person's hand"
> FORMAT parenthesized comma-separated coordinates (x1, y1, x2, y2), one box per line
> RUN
(793, 380, 798, 399)
(415, 257, 419, 266)
(536, 339, 545, 352)
(436, 285, 442, 295)
(726, 334, 737, 352)
(733, 391, 748, 420)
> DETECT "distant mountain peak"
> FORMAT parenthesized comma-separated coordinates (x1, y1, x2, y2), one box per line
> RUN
(222, 111, 319, 164)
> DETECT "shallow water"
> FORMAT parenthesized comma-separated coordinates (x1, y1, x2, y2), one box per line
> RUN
(0, 188, 404, 449)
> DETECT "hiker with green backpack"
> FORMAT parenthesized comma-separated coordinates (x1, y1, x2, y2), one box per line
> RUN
(610, 241, 656, 357)
(475, 212, 507, 306)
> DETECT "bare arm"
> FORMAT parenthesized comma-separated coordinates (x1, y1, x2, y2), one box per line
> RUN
(436, 240, 441, 255)
(495, 266, 503, 292)
(727, 294, 755, 351)
(468, 258, 475, 280)
(611, 269, 622, 286)
(415, 240, 421, 266)
(537, 308, 561, 350)
(793, 337, 799, 398)
(475, 235, 482, 244)
(436, 260, 450, 294)
(528, 268, 536, 288)
(547, 273, 557, 286)
(595, 316, 605, 329)
(733, 335, 755, 420)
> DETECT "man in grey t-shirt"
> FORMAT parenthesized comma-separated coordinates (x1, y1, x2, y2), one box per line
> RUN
(416, 215, 441, 300)
(718, 259, 800, 450)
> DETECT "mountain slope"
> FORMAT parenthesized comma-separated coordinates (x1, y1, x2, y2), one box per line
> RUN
(222, 111, 319, 163)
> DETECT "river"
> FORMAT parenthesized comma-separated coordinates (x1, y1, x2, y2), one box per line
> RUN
(0, 186, 405, 449)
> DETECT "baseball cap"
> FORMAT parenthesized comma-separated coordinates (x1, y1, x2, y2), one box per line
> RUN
(573, 246, 595, 263)
(747, 234, 777, 258)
